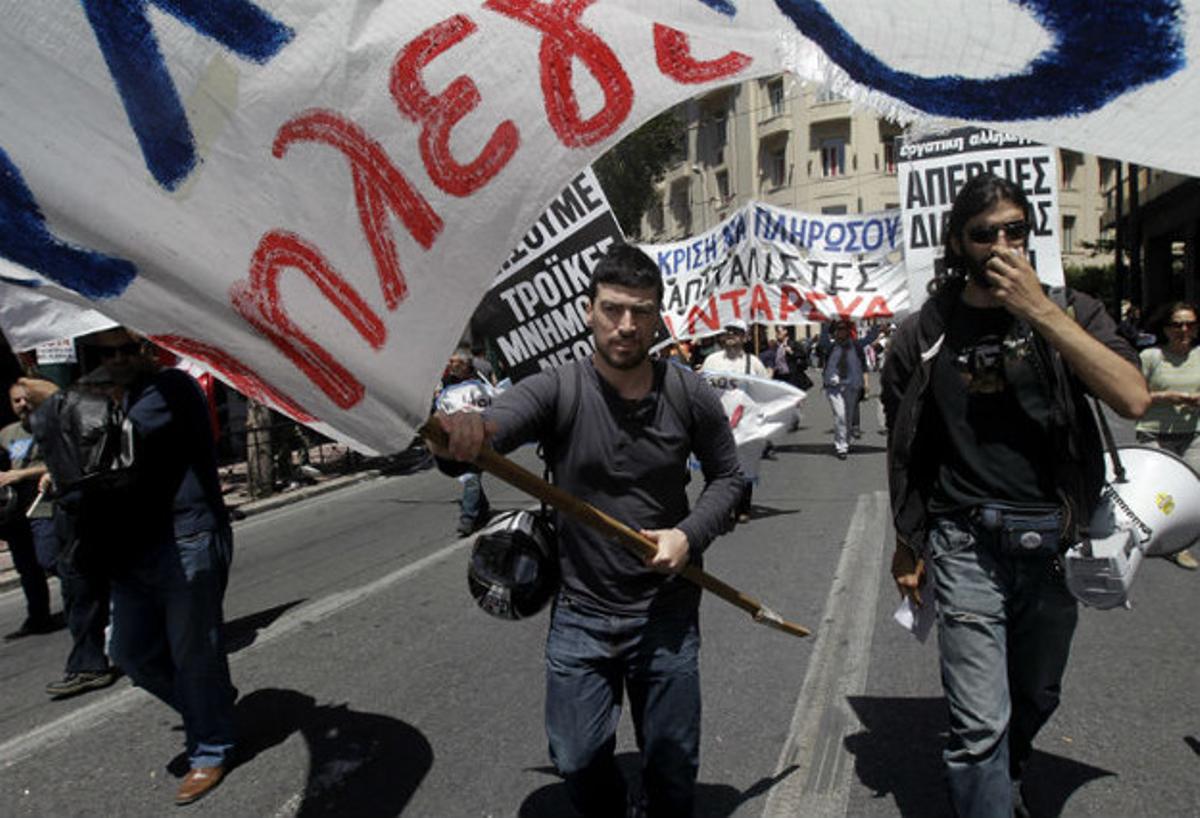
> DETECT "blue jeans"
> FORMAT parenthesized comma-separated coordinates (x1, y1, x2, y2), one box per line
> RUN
(928, 515, 1078, 818)
(460, 472, 489, 528)
(109, 526, 236, 769)
(545, 594, 701, 818)
(34, 517, 112, 674)
(3, 518, 51, 623)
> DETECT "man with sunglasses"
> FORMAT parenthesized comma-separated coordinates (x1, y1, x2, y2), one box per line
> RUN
(881, 173, 1149, 818)
(23, 328, 236, 806)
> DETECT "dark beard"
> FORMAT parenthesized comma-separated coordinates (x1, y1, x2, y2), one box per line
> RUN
(595, 340, 647, 371)
(965, 254, 993, 289)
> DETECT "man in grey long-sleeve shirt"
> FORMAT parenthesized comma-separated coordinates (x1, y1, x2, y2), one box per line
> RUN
(434, 243, 742, 817)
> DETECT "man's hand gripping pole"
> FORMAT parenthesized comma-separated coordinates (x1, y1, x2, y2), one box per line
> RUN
(420, 419, 811, 639)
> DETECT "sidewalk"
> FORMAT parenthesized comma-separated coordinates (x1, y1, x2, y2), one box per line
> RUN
(0, 444, 435, 592)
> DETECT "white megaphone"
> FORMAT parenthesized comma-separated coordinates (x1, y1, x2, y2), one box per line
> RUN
(1064, 445, 1200, 609)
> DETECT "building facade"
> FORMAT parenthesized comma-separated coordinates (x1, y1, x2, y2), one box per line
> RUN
(639, 74, 1111, 272)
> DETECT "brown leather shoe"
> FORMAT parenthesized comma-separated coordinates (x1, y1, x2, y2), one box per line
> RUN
(175, 766, 225, 805)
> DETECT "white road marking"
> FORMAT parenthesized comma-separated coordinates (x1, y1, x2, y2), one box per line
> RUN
(761, 490, 891, 818)
(0, 532, 474, 768)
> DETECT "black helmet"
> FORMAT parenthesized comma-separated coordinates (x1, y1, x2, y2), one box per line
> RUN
(467, 510, 559, 620)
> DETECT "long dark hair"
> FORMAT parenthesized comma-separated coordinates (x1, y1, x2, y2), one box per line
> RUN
(940, 172, 1034, 281)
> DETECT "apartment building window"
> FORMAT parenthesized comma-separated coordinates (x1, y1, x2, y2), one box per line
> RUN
(1062, 214, 1076, 252)
(670, 181, 691, 234)
(820, 138, 846, 177)
(767, 78, 785, 117)
(883, 140, 897, 174)
(765, 145, 787, 188)
(815, 86, 845, 104)
(1061, 150, 1082, 189)
(715, 169, 731, 202)
(822, 204, 848, 215)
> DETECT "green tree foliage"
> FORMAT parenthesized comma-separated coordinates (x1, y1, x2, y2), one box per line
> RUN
(1064, 263, 1116, 307)
(593, 110, 685, 238)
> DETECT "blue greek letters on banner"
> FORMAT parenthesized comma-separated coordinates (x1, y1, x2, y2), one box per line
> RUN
(0, 147, 138, 299)
(770, 0, 1184, 119)
(82, 0, 294, 191)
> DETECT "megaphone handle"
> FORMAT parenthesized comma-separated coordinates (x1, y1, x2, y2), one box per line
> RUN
(1092, 397, 1127, 483)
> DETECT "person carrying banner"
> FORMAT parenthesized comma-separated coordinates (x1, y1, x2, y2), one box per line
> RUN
(23, 328, 238, 806)
(701, 319, 767, 522)
(882, 173, 1149, 818)
(431, 243, 743, 818)
(437, 346, 492, 537)
(823, 319, 869, 459)
(4, 379, 119, 696)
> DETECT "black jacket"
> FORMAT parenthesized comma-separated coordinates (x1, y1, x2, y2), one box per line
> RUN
(880, 279, 1137, 553)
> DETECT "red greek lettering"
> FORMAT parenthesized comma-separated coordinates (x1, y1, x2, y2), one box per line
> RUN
(832, 295, 863, 317)
(231, 230, 386, 410)
(749, 284, 774, 322)
(778, 285, 804, 321)
(718, 288, 747, 317)
(685, 296, 720, 335)
(484, 0, 632, 147)
(652, 24, 752, 84)
(391, 15, 520, 196)
(274, 110, 443, 310)
(862, 296, 894, 319)
(150, 334, 315, 423)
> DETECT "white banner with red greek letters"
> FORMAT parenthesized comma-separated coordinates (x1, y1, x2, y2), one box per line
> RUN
(2, 2, 1199, 452)
(645, 203, 905, 341)
(699, 369, 805, 483)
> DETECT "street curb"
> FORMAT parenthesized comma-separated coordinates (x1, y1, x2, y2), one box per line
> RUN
(229, 469, 385, 519)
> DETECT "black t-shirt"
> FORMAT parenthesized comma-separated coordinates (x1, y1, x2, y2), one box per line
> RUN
(928, 302, 1059, 512)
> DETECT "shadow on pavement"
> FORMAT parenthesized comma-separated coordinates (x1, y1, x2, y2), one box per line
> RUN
(224, 600, 306, 654)
(843, 696, 1115, 818)
(232, 687, 432, 817)
(517, 753, 798, 817)
(746, 504, 802, 522)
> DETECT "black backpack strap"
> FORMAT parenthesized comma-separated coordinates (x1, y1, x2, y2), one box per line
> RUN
(661, 361, 696, 438)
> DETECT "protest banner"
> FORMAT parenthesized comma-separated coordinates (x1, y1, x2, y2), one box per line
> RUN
(2, 2, 1198, 452)
(471, 169, 623, 381)
(0, 283, 117, 353)
(644, 202, 905, 340)
(698, 368, 805, 482)
(898, 127, 1062, 308)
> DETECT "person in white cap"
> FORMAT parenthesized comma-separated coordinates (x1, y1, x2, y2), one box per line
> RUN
(700, 319, 769, 378)
(702, 320, 768, 522)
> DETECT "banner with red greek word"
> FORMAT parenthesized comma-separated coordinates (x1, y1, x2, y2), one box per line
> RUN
(898, 128, 1062, 309)
(646, 203, 905, 341)
(2, 2, 1199, 453)
(699, 369, 805, 483)
(471, 169, 623, 382)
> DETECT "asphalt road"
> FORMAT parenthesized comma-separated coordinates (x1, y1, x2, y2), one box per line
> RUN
(0, 388, 1196, 817)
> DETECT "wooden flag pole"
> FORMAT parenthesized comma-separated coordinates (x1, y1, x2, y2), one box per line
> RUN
(421, 420, 810, 639)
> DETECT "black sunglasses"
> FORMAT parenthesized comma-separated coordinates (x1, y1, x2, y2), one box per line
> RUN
(1165, 320, 1196, 330)
(966, 220, 1030, 244)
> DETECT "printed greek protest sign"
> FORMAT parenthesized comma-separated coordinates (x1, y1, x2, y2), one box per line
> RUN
(471, 169, 623, 381)
(3, 2, 1199, 452)
(645, 202, 905, 341)
(898, 128, 1062, 308)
